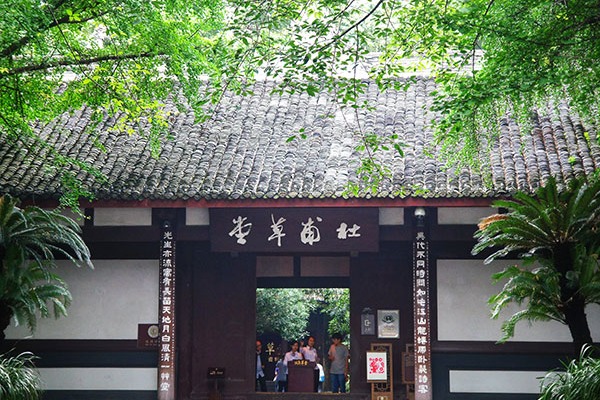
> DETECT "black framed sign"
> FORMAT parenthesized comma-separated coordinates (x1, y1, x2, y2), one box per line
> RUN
(210, 208, 379, 253)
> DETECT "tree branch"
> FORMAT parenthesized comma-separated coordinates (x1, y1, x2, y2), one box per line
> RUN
(0, 8, 108, 58)
(317, 0, 385, 53)
(471, 0, 495, 72)
(0, 52, 161, 77)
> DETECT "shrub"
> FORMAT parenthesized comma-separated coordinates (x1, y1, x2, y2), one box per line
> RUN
(0, 351, 41, 400)
(539, 345, 600, 400)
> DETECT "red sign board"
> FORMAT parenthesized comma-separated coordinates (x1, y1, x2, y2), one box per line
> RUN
(210, 208, 379, 252)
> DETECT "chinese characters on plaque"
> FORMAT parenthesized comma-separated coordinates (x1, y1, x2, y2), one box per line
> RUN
(265, 341, 277, 363)
(211, 208, 378, 253)
(413, 231, 432, 400)
(158, 226, 176, 400)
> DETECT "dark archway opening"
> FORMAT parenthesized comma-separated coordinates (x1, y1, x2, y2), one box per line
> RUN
(256, 288, 350, 393)
(255, 252, 352, 394)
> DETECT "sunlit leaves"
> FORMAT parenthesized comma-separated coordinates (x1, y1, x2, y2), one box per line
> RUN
(0, 0, 226, 206)
(228, 0, 600, 173)
(256, 288, 350, 341)
(256, 289, 311, 341)
(3, 0, 600, 204)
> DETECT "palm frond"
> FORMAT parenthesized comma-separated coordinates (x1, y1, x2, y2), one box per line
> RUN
(4, 262, 73, 332)
(0, 194, 91, 334)
(472, 175, 600, 345)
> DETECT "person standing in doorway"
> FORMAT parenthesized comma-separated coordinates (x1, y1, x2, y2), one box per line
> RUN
(255, 340, 267, 392)
(316, 362, 325, 392)
(283, 340, 303, 366)
(301, 335, 319, 392)
(283, 340, 303, 391)
(328, 332, 349, 393)
(274, 354, 287, 392)
(301, 335, 318, 362)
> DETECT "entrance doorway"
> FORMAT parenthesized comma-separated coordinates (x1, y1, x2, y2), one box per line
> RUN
(181, 245, 414, 399)
(256, 288, 350, 394)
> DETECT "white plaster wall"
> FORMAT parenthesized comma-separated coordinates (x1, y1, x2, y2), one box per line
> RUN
(94, 208, 152, 226)
(437, 259, 600, 342)
(379, 208, 404, 225)
(38, 368, 157, 390)
(186, 208, 210, 225)
(5, 260, 159, 340)
(449, 370, 545, 394)
(437, 207, 497, 225)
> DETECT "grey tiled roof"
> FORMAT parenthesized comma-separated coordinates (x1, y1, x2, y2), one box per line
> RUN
(1, 78, 599, 202)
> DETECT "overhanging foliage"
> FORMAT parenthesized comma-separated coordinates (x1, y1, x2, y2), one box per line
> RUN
(3, 1, 599, 204)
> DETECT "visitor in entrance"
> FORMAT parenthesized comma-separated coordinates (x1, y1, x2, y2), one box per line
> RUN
(283, 340, 303, 366)
(301, 335, 319, 392)
(255, 340, 267, 392)
(328, 332, 349, 393)
(316, 362, 325, 392)
(283, 340, 303, 389)
(301, 335, 318, 362)
(274, 354, 287, 392)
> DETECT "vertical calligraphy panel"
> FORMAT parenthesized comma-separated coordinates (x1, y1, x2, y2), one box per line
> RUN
(158, 224, 176, 400)
(413, 230, 432, 400)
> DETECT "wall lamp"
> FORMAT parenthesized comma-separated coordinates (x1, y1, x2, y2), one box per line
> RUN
(414, 207, 426, 227)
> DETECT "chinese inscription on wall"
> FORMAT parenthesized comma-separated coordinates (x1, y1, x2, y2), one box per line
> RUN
(413, 230, 432, 400)
(211, 208, 378, 252)
(158, 225, 176, 400)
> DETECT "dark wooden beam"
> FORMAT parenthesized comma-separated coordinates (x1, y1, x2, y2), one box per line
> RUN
(257, 277, 350, 288)
(82, 226, 209, 243)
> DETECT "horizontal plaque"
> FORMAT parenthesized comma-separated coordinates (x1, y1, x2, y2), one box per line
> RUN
(210, 208, 378, 253)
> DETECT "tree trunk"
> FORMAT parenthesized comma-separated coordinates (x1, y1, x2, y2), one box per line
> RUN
(555, 243, 594, 357)
(563, 294, 593, 357)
